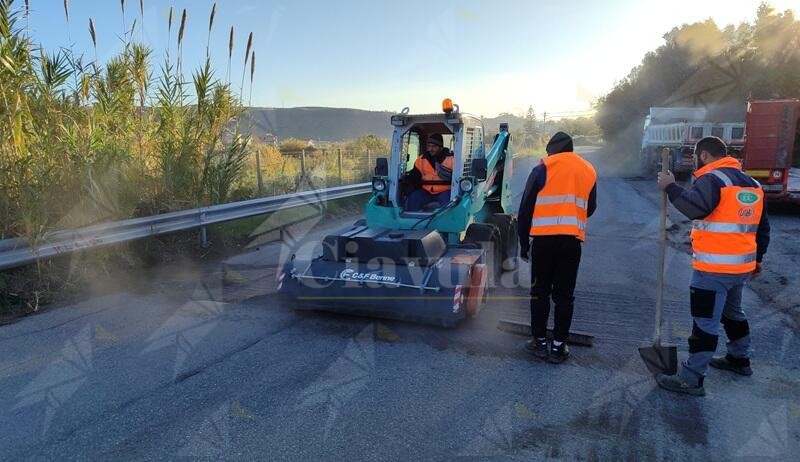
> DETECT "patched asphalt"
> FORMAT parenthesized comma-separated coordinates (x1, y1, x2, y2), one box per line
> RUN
(0, 147, 798, 460)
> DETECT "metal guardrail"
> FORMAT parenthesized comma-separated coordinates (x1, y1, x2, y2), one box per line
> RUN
(0, 183, 371, 271)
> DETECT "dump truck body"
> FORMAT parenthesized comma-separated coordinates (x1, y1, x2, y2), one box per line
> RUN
(742, 99, 800, 203)
(640, 107, 745, 176)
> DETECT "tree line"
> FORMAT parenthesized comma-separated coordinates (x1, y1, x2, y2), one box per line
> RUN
(597, 3, 800, 144)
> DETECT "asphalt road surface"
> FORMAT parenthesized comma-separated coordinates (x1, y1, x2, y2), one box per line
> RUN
(1, 147, 798, 461)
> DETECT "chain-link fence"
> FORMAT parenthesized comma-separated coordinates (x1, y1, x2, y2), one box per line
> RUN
(237, 148, 387, 199)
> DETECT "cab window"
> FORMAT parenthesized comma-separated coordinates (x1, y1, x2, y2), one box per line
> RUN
(441, 134, 455, 151)
(402, 130, 420, 172)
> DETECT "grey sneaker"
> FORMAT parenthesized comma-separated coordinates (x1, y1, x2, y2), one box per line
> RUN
(710, 355, 753, 376)
(656, 374, 706, 396)
(524, 338, 549, 360)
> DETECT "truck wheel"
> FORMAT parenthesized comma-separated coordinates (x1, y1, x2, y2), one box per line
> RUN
(487, 214, 519, 272)
(463, 223, 502, 285)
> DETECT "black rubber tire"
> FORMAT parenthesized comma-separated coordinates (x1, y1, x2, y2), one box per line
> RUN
(487, 214, 519, 272)
(463, 222, 502, 284)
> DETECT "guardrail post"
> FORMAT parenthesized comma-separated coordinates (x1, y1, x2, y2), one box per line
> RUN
(200, 226, 209, 248)
(301, 149, 306, 180)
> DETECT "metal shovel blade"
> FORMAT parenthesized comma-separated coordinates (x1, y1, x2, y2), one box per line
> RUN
(638, 343, 678, 376)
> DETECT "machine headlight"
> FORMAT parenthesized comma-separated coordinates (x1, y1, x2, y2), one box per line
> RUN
(459, 178, 474, 193)
(372, 178, 387, 192)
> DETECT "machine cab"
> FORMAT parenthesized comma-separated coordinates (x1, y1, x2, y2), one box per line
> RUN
(375, 101, 486, 215)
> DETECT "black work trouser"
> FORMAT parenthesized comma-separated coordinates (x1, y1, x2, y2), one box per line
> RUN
(530, 235, 582, 342)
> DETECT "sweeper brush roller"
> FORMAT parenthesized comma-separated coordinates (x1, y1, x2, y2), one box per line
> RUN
(279, 225, 489, 327)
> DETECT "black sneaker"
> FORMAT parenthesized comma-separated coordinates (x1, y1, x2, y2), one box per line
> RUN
(548, 342, 569, 364)
(710, 355, 753, 376)
(524, 338, 549, 360)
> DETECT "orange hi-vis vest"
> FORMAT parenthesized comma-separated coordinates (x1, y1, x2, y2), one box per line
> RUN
(530, 152, 597, 241)
(691, 157, 764, 274)
(415, 155, 454, 194)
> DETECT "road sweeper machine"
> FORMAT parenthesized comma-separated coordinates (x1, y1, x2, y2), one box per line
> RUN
(279, 99, 518, 327)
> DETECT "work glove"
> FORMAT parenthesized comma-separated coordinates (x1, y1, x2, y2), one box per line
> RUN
(435, 162, 452, 181)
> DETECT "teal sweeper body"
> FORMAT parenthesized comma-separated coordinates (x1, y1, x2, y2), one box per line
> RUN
(279, 101, 519, 327)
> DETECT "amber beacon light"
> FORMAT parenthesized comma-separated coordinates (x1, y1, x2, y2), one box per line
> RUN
(442, 98, 454, 113)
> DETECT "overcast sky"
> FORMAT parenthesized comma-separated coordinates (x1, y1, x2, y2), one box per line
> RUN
(25, 0, 799, 117)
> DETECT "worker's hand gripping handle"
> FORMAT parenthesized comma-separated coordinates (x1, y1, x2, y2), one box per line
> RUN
(654, 148, 670, 345)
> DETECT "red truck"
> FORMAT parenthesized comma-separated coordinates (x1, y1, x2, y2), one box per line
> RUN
(742, 99, 800, 203)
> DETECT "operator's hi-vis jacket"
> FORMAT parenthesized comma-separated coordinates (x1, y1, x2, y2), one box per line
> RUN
(517, 151, 598, 244)
(667, 156, 770, 275)
(406, 150, 455, 194)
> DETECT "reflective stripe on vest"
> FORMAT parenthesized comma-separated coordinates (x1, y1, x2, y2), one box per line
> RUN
(532, 216, 587, 230)
(693, 252, 757, 265)
(709, 169, 732, 186)
(529, 152, 597, 241)
(692, 221, 759, 233)
(535, 194, 588, 209)
(690, 157, 763, 274)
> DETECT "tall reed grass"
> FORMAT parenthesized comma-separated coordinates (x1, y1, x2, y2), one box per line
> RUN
(0, 0, 254, 241)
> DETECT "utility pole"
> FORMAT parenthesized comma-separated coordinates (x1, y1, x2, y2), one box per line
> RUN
(542, 111, 548, 143)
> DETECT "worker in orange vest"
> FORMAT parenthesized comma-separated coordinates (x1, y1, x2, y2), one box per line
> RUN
(517, 132, 597, 363)
(404, 134, 455, 211)
(656, 136, 770, 396)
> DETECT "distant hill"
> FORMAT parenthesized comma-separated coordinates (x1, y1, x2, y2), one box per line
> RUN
(481, 114, 528, 135)
(239, 107, 537, 143)
(241, 107, 393, 142)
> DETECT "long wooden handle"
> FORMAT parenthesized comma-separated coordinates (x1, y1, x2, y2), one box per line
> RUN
(654, 148, 670, 345)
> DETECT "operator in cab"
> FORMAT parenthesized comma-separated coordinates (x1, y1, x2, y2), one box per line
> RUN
(403, 133, 455, 211)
